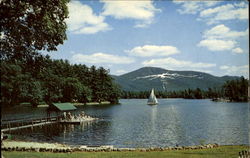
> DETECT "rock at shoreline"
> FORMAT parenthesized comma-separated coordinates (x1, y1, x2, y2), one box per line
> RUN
(2, 140, 221, 152)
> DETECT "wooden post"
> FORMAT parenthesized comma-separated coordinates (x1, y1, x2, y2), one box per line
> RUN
(8, 122, 10, 132)
(31, 120, 33, 131)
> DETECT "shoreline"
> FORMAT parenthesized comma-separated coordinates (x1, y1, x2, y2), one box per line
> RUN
(8, 99, 248, 109)
(36, 101, 112, 108)
(2, 143, 249, 158)
(1, 140, 243, 152)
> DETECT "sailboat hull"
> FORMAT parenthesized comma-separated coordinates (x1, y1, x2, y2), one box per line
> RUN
(147, 102, 158, 105)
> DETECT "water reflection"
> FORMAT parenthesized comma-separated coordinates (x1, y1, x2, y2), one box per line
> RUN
(150, 106, 157, 130)
(2, 99, 248, 147)
(160, 104, 184, 147)
(204, 102, 249, 145)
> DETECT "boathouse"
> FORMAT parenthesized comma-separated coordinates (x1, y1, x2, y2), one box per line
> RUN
(47, 103, 77, 118)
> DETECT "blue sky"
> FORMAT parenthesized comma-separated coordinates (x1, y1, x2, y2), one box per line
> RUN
(47, 0, 249, 78)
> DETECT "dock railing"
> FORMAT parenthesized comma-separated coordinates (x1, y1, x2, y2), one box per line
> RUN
(1, 115, 62, 132)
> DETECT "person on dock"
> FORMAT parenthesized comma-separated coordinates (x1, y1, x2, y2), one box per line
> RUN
(66, 112, 71, 121)
(63, 112, 66, 120)
(81, 112, 85, 119)
(1, 131, 4, 158)
(81, 111, 85, 116)
(1, 132, 3, 146)
(77, 112, 83, 121)
(68, 112, 73, 121)
(1, 132, 3, 158)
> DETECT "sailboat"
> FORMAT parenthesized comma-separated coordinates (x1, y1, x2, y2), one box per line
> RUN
(147, 88, 158, 105)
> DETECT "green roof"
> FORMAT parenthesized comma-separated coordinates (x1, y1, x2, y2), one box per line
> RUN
(51, 103, 77, 111)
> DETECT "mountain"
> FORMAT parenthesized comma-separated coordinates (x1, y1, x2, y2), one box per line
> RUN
(112, 67, 240, 91)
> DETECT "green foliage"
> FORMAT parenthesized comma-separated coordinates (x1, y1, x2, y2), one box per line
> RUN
(61, 77, 82, 102)
(0, 0, 69, 60)
(77, 86, 92, 104)
(1, 56, 121, 106)
(20, 80, 43, 107)
(108, 83, 122, 104)
(1, 61, 24, 106)
(223, 77, 248, 102)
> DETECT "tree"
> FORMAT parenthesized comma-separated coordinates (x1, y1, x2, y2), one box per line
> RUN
(89, 66, 100, 102)
(42, 72, 63, 104)
(1, 61, 24, 106)
(0, 0, 69, 59)
(96, 67, 111, 101)
(223, 77, 248, 102)
(61, 77, 82, 102)
(107, 83, 121, 104)
(77, 86, 92, 104)
(194, 88, 203, 99)
(1, 56, 122, 106)
(20, 80, 43, 107)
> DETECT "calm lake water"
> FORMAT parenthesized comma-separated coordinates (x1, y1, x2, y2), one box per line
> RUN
(2, 99, 249, 148)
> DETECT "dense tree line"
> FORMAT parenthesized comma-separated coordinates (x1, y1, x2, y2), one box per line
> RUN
(121, 88, 220, 100)
(1, 54, 121, 107)
(121, 77, 248, 102)
(1, 0, 122, 107)
(223, 77, 248, 102)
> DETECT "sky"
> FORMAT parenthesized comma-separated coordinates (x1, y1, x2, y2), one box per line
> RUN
(47, 0, 249, 78)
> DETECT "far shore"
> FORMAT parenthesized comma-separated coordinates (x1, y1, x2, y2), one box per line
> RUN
(36, 101, 112, 108)
(16, 98, 248, 108)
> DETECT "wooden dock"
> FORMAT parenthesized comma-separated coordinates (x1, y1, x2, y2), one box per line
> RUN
(1, 116, 60, 133)
(1, 115, 99, 133)
(1, 121, 57, 132)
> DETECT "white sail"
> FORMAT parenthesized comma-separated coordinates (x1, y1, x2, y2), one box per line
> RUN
(147, 89, 158, 105)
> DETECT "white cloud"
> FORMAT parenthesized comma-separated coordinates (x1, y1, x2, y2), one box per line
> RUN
(175, 1, 201, 14)
(232, 47, 244, 54)
(142, 57, 216, 70)
(200, 4, 234, 17)
(101, 0, 160, 27)
(174, 1, 248, 24)
(71, 52, 134, 64)
(220, 65, 249, 78)
(198, 39, 236, 51)
(198, 24, 248, 52)
(66, 1, 111, 34)
(173, 1, 220, 14)
(203, 24, 248, 39)
(199, 2, 249, 25)
(126, 45, 179, 57)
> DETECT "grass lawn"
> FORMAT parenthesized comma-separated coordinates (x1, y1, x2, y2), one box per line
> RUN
(2, 145, 249, 158)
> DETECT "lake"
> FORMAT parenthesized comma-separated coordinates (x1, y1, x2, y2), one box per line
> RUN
(1, 99, 249, 148)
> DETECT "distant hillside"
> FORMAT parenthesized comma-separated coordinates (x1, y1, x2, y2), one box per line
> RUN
(112, 67, 240, 91)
